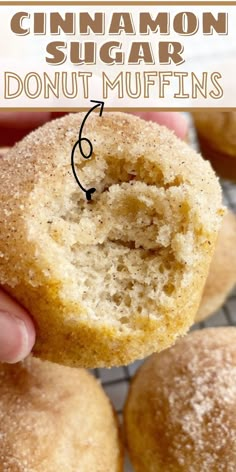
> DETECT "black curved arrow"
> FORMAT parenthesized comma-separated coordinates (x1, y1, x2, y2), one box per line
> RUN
(71, 100, 104, 201)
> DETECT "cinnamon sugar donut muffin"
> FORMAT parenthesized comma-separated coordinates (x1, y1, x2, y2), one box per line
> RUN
(196, 210, 236, 322)
(0, 112, 223, 368)
(0, 357, 122, 472)
(192, 111, 236, 180)
(124, 327, 236, 472)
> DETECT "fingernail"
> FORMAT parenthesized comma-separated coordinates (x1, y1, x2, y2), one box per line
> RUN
(0, 310, 30, 363)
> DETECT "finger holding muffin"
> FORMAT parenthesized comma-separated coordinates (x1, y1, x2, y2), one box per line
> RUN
(0, 112, 223, 367)
(0, 110, 235, 472)
(0, 111, 188, 365)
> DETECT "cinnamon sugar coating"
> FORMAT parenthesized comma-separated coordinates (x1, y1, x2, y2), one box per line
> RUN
(0, 357, 122, 472)
(196, 210, 236, 322)
(125, 327, 236, 472)
(0, 112, 223, 367)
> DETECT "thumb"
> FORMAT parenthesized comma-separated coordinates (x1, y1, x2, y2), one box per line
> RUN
(0, 289, 35, 363)
(133, 112, 188, 140)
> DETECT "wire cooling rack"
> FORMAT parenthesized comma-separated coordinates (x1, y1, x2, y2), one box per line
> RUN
(92, 118, 236, 472)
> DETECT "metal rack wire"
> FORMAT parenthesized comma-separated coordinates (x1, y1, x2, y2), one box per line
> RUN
(92, 125, 236, 472)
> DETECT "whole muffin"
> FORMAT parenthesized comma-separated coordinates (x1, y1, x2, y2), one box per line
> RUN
(124, 327, 236, 472)
(196, 210, 236, 322)
(192, 111, 236, 180)
(0, 112, 223, 368)
(0, 357, 122, 472)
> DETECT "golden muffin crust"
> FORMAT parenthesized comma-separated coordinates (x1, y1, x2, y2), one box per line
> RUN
(0, 112, 223, 367)
(0, 357, 122, 472)
(196, 210, 236, 322)
(124, 327, 236, 472)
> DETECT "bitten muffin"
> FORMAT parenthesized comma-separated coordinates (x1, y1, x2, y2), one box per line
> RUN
(0, 357, 122, 472)
(196, 210, 236, 322)
(0, 112, 223, 368)
(124, 327, 236, 472)
(192, 111, 236, 180)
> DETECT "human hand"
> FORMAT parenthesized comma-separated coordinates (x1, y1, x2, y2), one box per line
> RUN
(0, 289, 35, 363)
(0, 111, 188, 362)
(134, 111, 187, 140)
